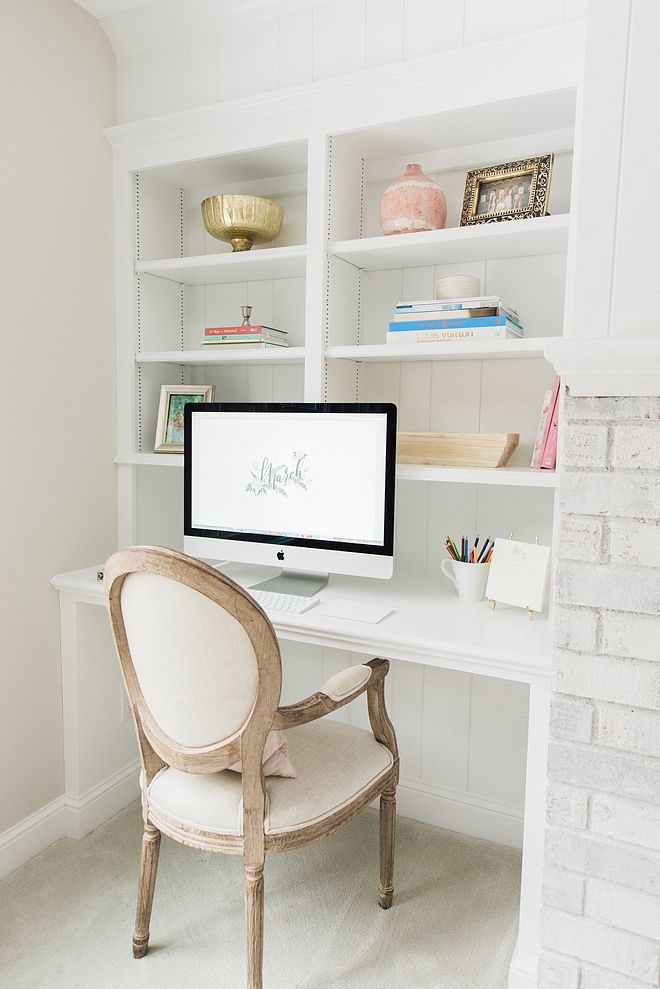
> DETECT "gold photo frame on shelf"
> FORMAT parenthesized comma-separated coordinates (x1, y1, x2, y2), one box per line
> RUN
(154, 384, 214, 453)
(460, 154, 553, 225)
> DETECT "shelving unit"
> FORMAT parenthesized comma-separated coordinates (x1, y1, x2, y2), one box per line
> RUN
(96, 26, 586, 988)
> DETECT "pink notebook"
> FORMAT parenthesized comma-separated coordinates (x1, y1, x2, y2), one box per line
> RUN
(540, 378, 561, 469)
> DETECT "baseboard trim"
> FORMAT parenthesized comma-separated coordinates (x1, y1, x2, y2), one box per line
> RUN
(65, 760, 141, 840)
(0, 796, 66, 880)
(396, 776, 524, 849)
(507, 942, 538, 989)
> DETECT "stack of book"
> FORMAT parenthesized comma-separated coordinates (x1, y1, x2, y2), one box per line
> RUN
(386, 295, 524, 345)
(531, 375, 560, 470)
(201, 324, 289, 349)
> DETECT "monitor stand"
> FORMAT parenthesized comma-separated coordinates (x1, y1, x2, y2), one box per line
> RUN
(249, 569, 329, 596)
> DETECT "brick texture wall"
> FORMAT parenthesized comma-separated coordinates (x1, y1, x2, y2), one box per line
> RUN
(539, 395, 660, 989)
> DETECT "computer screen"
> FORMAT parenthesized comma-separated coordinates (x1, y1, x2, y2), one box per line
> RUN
(184, 402, 397, 588)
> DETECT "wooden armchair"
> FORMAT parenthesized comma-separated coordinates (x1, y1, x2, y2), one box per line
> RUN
(104, 546, 399, 989)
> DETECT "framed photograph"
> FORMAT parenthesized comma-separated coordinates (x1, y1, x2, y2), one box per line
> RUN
(154, 384, 214, 453)
(460, 154, 553, 226)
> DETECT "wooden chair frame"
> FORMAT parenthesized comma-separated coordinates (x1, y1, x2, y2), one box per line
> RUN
(105, 546, 399, 989)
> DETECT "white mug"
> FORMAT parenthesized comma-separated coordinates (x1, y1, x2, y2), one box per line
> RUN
(441, 559, 490, 602)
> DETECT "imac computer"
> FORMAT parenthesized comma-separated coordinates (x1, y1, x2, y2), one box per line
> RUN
(184, 402, 397, 595)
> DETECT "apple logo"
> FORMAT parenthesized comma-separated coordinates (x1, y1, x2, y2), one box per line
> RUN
(277, 550, 285, 561)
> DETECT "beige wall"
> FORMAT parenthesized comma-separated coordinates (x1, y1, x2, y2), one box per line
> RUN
(0, 0, 117, 831)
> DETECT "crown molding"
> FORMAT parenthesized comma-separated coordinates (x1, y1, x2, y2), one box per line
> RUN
(104, 21, 585, 158)
(74, 0, 322, 20)
(543, 338, 660, 397)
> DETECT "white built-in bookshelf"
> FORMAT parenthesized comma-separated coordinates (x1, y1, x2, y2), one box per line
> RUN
(103, 24, 583, 877)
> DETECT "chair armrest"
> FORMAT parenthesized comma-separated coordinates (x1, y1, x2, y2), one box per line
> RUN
(272, 658, 389, 729)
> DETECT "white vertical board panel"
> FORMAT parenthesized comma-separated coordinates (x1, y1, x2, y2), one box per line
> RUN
(279, 639, 324, 705)
(183, 285, 204, 349)
(209, 364, 249, 401)
(476, 487, 555, 549)
(327, 140, 364, 243)
(136, 465, 183, 549)
(420, 666, 471, 791)
(272, 365, 305, 401)
(246, 279, 275, 328)
(116, 55, 143, 124)
(426, 482, 479, 582)
(359, 361, 401, 405)
(305, 134, 328, 400)
(272, 192, 308, 249)
(139, 277, 181, 352)
(313, 0, 367, 80)
(327, 257, 360, 345)
(273, 277, 306, 346)
(138, 174, 181, 262)
(610, 0, 660, 338)
(278, 7, 314, 89)
(464, 0, 562, 46)
(486, 254, 567, 339)
(403, 0, 464, 59)
(564, 0, 630, 337)
(360, 269, 403, 345)
(185, 207, 205, 258)
(394, 479, 429, 574)
(401, 265, 435, 305)
(564, 0, 588, 19)
(468, 676, 529, 809)
(216, 19, 278, 103)
(247, 365, 275, 402)
(399, 362, 433, 430)
(204, 282, 248, 330)
(479, 357, 556, 465)
(188, 35, 219, 112)
(429, 361, 482, 432)
(141, 44, 189, 119)
(390, 660, 425, 778)
(366, 0, 405, 67)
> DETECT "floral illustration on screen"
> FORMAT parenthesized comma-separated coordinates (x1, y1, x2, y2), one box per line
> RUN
(246, 451, 310, 497)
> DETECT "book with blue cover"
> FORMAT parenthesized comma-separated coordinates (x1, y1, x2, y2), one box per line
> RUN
(388, 315, 523, 334)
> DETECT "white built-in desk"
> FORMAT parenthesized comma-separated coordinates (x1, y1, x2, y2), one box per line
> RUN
(51, 563, 550, 989)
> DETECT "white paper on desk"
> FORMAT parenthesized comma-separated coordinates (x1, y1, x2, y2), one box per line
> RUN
(485, 538, 550, 613)
(314, 599, 393, 624)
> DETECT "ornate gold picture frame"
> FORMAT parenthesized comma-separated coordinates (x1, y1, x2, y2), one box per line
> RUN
(460, 154, 553, 226)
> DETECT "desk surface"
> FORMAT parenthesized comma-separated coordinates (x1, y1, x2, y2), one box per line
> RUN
(51, 562, 551, 684)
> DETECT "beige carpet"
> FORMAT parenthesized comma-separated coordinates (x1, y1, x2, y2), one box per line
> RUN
(1, 802, 521, 988)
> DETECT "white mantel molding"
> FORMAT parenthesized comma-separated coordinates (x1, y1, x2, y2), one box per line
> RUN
(543, 337, 660, 397)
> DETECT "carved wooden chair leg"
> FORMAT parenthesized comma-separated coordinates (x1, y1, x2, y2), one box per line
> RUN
(133, 822, 161, 958)
(379, 784, 396, 909)
(245, 864, 265, 989)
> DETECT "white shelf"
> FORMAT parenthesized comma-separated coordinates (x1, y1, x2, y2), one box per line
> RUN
(326, 338, 554, 362)
(328, 214, 570, 271)
(115, 454, 556, 488)
(115, 453, 183, 467)
(396, 464, 558, 487)
(135, 347, 306, 365)
(135, 244, 307, 285)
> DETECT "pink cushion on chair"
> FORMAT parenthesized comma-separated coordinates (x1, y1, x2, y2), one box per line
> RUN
(228, 730, 297, 778)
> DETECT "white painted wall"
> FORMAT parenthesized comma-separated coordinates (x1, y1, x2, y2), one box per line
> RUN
(0, 0, 117, 832)
(92, 0, 586, 123)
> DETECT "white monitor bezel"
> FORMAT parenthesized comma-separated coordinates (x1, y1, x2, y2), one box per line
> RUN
(183, 402, 397, 579)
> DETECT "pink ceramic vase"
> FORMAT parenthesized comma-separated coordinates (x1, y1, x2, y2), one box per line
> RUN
(379, 163, 447, 236)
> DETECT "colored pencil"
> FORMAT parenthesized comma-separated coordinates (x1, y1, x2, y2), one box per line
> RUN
(477, 539, 491, 564)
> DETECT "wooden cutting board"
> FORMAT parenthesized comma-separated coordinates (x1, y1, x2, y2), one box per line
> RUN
(396, 432, 520, 468)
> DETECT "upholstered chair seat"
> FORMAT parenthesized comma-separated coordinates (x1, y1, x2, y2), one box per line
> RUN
(104, 546, 399, 989)
(148, 720, 394, 840)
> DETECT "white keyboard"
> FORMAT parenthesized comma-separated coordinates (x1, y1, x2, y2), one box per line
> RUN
(249, 589, 321, 615)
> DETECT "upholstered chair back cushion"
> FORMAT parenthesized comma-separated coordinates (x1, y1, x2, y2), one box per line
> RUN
(121, 571, 259, 748)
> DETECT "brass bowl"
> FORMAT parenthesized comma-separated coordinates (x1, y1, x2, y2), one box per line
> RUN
(201, 194, 284, 252)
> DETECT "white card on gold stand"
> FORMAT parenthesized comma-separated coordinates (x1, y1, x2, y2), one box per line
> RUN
(485, 538, 550, 613)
